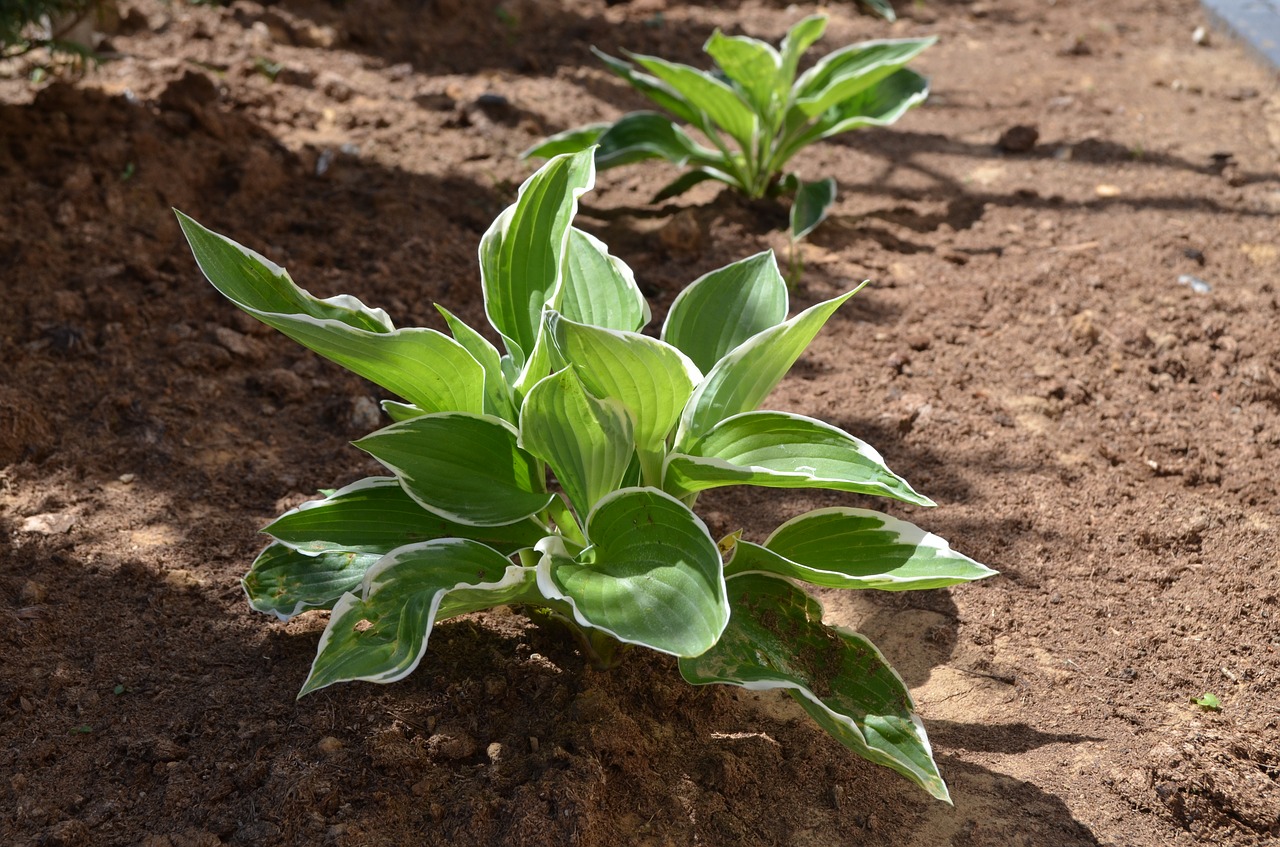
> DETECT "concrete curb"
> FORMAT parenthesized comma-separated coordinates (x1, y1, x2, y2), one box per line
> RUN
(1201, 0, 1280, 70)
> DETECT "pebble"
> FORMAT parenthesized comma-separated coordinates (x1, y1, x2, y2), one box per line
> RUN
(1177, 274, 1212, 294)
(20, 513, 75, 535)
(20, 580, 47, 604)
(996, 124, 1039, 153)
(317, 736, 344, 755)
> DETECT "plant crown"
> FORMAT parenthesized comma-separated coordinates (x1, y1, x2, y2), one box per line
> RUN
(176, 148, 993, 802)
(524, 14, 932, 239)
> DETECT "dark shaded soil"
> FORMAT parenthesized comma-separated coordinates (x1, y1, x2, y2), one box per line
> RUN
(2, 1, 1279, 845)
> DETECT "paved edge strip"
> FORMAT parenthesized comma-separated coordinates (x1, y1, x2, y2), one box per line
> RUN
(1201, 0, 1280, 70)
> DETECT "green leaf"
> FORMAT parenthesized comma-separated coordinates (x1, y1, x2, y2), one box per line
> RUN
(813, 68, 930, 139)
(629, 53, 759, 149)
(660, 250, 788, 374)
(593, 48, 703, 128)
(176, 211, 485, 416)
(243, 542, 380, 620)
(1192, 692, 1222, 711)
(678, 287, 861, 447)
(790, 177, 837, 240)
(537, 488, 728, 657)
(793, 38, 935, 118)
(380, 400, 423, 423)
(725, 507, 997, 590)
(436, 305, 516, 421)
(547, 312, 702, 461)
(520, 368, 636, 518)
(704, 30, 781, 115)
(480, 149, 594, 369)
(355, 413, 553, 527)
(679, 572, 950, 801)
(859, 0, 897, 22)
(521, 122, 610, 161)
(593, 112, 722, 170)
(665, 411, 932, 505)
(561, 228, 650, 333)
(779, 15, 828, 92)
(264, 476, 547, 556)
(653, 168, 733, 202)
(300, 541, 538, 695)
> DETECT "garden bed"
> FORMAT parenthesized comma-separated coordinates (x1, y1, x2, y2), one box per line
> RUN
(1, 1, 1278, 844)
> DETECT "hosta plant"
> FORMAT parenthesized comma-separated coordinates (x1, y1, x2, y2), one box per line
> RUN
(524, 14, 932, 240)
(176, 148, 994, 802)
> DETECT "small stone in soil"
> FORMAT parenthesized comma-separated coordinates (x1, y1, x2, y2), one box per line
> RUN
(997, 124, 1039, 153)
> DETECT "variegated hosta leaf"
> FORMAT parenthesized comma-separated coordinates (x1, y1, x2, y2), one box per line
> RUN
(778, 15, 827, 93)
(380, 400, 423, 423)
(263, 476, 547, 556)
(660, 250, 788, 374)
(547, 312, 702, 461)
(724, 507, 997, 590)
(628, 52, 759, 149)
(355, 414, 553, 527)
(790, 177, 837, 241)
(677, 287, 861, 448)
(176, 211, 485, 416)
(703, 30, 781, 116)
(793, 37, 935, 118)
(678, 572, 950, 801)
(436, 305, 516, 422)
(243, 542, 379, 620)
(299, 540, 539, 695)
(593, 48, 703, 128)
(521, 122, 611, 161)
(664, 411, 932, 505)
(590, 111, 721, 170)
(653, 168, 733, 202)
(536, 488, 728, 657)
(813, 68, 930, 140)
(520, 368, 636, 518)
(480, 149, 594, 369)
(561, 228, 650, 334)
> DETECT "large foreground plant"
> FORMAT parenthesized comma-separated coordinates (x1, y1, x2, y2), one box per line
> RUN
(524, 15, 932, 240)
(177, 148, 994, 802)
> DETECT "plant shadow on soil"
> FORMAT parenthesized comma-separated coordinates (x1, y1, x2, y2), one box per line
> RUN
(0, 65, 1112, 847)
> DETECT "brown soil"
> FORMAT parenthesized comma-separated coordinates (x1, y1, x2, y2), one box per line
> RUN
(3, 1, 1279, 845)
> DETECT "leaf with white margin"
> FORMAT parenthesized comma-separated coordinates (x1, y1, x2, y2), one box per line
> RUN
(520, 368, 636, 518)
(703, 30, 781, 115)
(778, 15, 827, 93)
(436, 305, 516, 421)
(661, 250, 788, 374)
(299, 540, 539, 695)
(664, 411, 932, 505)
(677, 286, 861, 448)
(792, 38, 935, 118)
(790, 176, 837, 241)
(629, 53, 759, 149)
(536, 488, 728, 657)
(355, 413, 553, 527)
(811, 69, 930, 141)
(479, 149, 594, 368)
(678, 572, 951, 801)
(561, 228, 650, 333)
(381, 400, 424, 423)
(547, 312, 702, 458)
(243, 542, 379, 620)
(724, 507, 997, 590)
(264, 476, 547, 556)
(176, 211, 485, 416)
